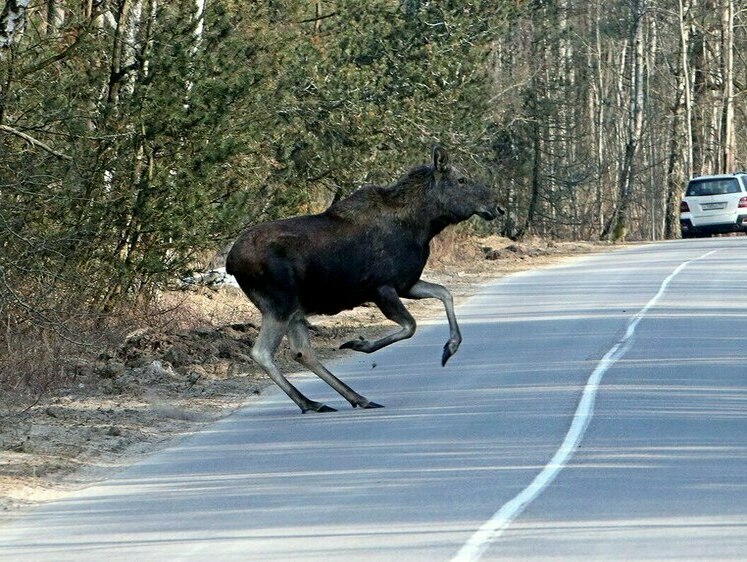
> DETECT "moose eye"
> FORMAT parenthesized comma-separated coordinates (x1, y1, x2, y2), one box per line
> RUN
(458, 177, 466, 184)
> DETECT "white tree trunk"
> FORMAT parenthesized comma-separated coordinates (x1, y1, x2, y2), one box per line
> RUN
(720, 0, 735, 172)
(0, 0, 31, 53)
(606, 0, 647, 241)
(678, 0, 694, 178)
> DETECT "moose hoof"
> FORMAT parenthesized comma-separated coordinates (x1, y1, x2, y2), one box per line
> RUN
(441, 336, 462, 366)
(363, 401, 384, 409)
(340, 337, 371, 353)
(351, 397, 384, 409)
(441, 350, 451, 366)
(302, 403, 337, 414)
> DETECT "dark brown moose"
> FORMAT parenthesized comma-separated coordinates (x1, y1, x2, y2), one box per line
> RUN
(226, 146, 504, 413)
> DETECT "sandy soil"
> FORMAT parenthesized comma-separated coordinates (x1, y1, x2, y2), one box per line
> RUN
(0, 236, 608, 523)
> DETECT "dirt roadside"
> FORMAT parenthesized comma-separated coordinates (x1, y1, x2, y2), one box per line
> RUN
(0, 236, 610, 523)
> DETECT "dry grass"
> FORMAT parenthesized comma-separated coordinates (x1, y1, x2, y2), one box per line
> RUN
(142, 286, 257, 334)
(428, 226, 487, 266)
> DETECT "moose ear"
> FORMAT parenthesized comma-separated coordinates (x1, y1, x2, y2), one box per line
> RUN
(432, 145, 449, 174)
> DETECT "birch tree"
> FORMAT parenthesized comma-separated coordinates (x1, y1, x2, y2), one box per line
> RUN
(0, 0, 30, 125)
(719, 0, 735, 172)
(0, 0, 29, 51)
(603, 0, 648, 241)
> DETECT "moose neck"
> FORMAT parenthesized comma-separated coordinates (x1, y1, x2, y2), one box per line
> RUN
(385, 168, 459, 244)
(326, 167, 461, 248)
(427, 215, 457, 240)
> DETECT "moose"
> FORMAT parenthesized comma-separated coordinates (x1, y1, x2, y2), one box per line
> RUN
(226, 146, 504, 413)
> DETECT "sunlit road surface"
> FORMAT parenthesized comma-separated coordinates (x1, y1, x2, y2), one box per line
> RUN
(1, 238, 746, 561)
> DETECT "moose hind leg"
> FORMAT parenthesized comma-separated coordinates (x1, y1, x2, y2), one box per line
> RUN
(340, 286, 416, 354)
(288, 317, 383, 409)
(252, 315, 336, 413)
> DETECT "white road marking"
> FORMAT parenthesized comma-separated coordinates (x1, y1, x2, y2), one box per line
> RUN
(451, 249, 718, 562)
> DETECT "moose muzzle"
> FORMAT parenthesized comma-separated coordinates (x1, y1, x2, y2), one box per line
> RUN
(476, 204, 506, 221)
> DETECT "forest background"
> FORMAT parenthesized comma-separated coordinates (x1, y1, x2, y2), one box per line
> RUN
(0, 0, 745, 393)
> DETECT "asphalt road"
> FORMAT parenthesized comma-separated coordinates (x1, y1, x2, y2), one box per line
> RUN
(1, 238, 746, 561)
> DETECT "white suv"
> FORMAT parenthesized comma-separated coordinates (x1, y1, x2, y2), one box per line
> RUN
(680, 173, 747, 238)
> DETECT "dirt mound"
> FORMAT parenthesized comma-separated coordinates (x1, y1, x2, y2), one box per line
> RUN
(482, 243, 550, 260)
(113, 323, 259, 378)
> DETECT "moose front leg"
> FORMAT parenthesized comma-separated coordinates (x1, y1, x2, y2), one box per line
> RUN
(340, 286, 417, 354)
(403, 279, 462, 366)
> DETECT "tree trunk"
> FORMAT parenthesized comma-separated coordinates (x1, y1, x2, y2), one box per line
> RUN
(678, 0, 694, 179)
(517, 112, 542, 239)
(0, 0, 30, 51)
(0, 0, 31, 125)
(719, 0, 735, 172)
(107, 0, 133, 104)
(689, 2, 708, 176)
(592, 1, 605, 235)
(605, 0, 647, 242)
(664, 108, 684, 239)
(40, 0, 64, 36)
(663, 0, 696, 239)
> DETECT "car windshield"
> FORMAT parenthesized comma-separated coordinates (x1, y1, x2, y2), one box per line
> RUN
(686, 178, 741, 196)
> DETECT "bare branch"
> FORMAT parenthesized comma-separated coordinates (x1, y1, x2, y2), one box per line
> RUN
(297, 11, 337, 25)
(0, 124, 73, 160)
